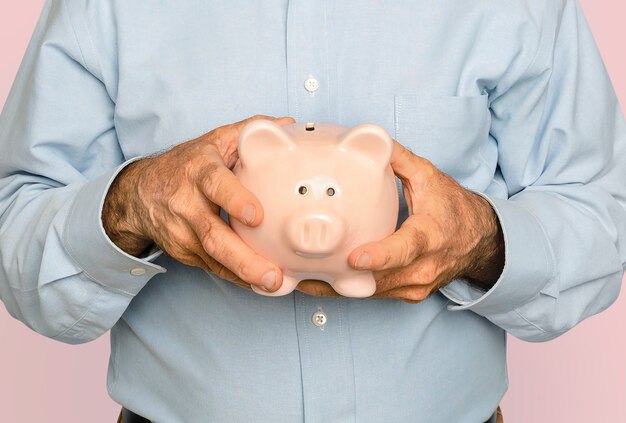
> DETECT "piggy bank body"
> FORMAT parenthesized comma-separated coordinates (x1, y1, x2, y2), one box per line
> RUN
(231, 121, 399, 297)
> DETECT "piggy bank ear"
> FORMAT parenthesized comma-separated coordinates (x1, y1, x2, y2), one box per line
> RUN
(238, 120, 296, 168)
(338, 124, 393, 168)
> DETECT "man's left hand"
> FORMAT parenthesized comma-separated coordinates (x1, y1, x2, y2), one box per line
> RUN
(297, 141, 504, 303)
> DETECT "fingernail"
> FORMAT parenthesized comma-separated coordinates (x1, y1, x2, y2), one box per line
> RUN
(355, 253, 371, 269)
(261, 270, 277, 291)
(242, 205, 256, 225)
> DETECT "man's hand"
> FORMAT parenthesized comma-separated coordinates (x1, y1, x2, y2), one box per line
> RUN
(102, 115, 295, 292)
(297, 141, 504, 302)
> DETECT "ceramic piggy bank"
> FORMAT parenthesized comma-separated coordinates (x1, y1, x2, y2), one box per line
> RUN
(231, 120, 399, 297)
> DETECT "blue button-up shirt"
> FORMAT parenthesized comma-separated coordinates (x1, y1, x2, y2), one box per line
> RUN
(1, 1, 625, 422)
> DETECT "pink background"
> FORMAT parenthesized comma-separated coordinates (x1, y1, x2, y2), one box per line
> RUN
(0, 1, 624, 421)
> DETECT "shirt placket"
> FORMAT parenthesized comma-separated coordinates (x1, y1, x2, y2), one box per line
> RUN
(286, 1, 355, 420)
(286, 0, 334, 123)
(293, 291, 357, 422)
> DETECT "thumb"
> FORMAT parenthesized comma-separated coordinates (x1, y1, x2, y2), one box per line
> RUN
(272, 116, 296, 126)
(389, 140, 432, 182)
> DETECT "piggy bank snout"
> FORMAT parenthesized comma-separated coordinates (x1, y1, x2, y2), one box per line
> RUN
(286, 214, 346, 257)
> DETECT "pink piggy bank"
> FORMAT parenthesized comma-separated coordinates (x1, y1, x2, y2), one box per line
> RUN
(231, 120, 399, 297)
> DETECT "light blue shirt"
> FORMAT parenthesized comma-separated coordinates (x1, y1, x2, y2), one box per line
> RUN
(1, 1, 625, 422)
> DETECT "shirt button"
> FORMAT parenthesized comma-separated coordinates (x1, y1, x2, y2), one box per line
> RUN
(130, 268, 146, 276)
(304, 76, 320, 93)
(312, 308, 327, 328)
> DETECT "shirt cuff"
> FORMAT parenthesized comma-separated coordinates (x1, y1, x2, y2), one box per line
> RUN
(439, 194, 557, 316)
(62, 159, 166, 296)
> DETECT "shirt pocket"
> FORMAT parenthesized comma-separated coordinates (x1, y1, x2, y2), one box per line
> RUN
(394, 94, 493, 187)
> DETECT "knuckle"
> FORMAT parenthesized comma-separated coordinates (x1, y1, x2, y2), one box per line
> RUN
(398, 225, 424, 267)
(379, 273, 399, 289)
(407, 289, 429, 302)
(406, 160, 436, 188)
(181, 156, 199, 178)
(203, 161, 223, 184)
(250, 114, 268, 122)
(236, 260, 256, 282)
(413, 154, 435, 171)
(160, 229, 190, 254)
(400, 238, 415, 267)
(166, 193, 188, 217)
(201, 236, 219, 259)
(210, 239, 230, 261)
(400, 145, 415, 162)
(417, 264, 438, 284)
(203, 166, 233, 202)
(380, 250, 394, 268)
(198, 222, 218, 255)
(167, 243, 191, 262)
(211, 124, 227, 138)
(166, 245, 183, 259)
(187, 153, 212, 173)
(395, 286, 429, 303)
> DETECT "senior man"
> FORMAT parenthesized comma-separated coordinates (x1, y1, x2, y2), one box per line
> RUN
(1, 0, 625, 422)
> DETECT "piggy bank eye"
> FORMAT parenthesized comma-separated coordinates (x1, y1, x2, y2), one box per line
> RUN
(326, 187, 336, 197)
(298, 186, 308, 195)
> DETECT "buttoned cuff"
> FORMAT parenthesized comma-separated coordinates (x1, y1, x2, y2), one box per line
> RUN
(439, 194, 557, 316)
(63, 159, 166, 296)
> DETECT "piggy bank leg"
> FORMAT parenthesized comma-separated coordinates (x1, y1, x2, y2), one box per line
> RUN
(331, 272, 376, 298)
(252, 274, 300, 297)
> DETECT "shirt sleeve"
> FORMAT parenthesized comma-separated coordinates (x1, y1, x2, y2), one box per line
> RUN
(439, 0, 626, 342)
(0, 0, 165, 344)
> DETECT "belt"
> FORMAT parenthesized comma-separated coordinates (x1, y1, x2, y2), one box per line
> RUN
(120, 407, 501, 423)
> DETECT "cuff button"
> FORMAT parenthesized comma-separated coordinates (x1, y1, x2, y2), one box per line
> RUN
(130, 268, 147, 276)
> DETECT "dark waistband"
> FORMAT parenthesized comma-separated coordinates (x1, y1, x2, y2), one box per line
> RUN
(121, 408, 151, 423)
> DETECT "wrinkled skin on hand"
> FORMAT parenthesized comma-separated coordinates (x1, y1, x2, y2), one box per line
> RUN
(102, 115, 295, 292)
(297, 141, 505, 303)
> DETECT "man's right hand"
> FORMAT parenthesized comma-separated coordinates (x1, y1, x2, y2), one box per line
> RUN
(102, 115, 295, 292)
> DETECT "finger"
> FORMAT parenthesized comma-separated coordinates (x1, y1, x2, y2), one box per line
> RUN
(180, 251, 240, 283)
(190, 238, 241, 282)
(192, 251, 252, 291)
(372, 285, 433, 303)
(154, 221, 241, 282)
(226, 278, 254, 291)
(390, 140, 434, 184)
(374, 258, 454, 301)
(348, 217, 428, 271)
(296, 280, 341, 297)
(211, 116, 296, 167)
(229, 115, 296, 133)
(187, 240, 251, 289)
(372, 266, 422, 294)
(187, 212, 283, 292)
(197, 160, 265, 227)
(272, 116, 297, 126)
